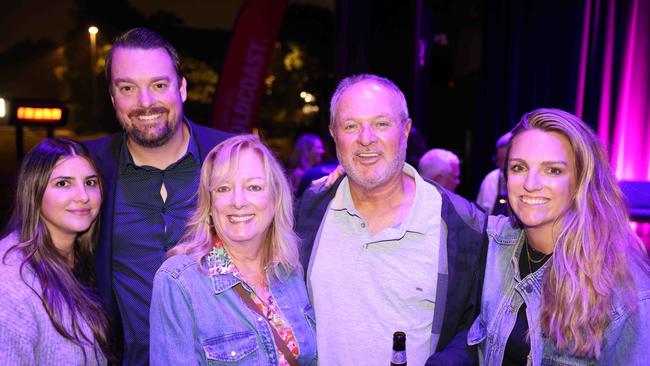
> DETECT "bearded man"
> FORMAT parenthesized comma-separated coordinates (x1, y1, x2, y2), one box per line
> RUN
(295, 74, 487, 366)
(83, 28, 230, 365)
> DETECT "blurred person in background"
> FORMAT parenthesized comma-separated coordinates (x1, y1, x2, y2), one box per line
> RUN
(418, 148, 461, 192)
(288, 133, 325, 193)
(476, 132, 512, 215)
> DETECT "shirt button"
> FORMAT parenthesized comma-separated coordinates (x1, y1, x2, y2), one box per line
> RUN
(161, 207, 166, 213)
(257, 316, 264, 321)
(230, 351, 236, 356)
(525, 284, 533, 293)
(360, 223, 366, 228)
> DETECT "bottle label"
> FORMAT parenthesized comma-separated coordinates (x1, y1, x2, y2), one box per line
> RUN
(391, 350, 407, 365)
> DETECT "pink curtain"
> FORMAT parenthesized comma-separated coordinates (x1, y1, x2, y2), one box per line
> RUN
(577, 0, 650, 246)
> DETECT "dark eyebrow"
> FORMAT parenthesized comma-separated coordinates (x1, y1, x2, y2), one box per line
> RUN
(112, 77, 134, 84)
(113, 76, 171, 84)
(49, 174, 98, 182)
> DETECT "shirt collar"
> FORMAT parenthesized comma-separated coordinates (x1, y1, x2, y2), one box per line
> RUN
(206, 238, 240, 277)
(119, 119, 200, 172)
(330, 163, 434, 235)
(205, 238, 244, 294)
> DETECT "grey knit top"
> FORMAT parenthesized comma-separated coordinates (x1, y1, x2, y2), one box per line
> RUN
(0, 235, 107, 365)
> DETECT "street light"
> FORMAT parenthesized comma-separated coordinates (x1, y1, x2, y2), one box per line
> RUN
(88, 26, 98, 67)
(88, 26, 99, 124)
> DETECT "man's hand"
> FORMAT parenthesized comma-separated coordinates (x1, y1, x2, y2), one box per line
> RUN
(312, 165, 345, 188)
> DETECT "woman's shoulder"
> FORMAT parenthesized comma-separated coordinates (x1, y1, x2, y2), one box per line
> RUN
(610, 255, 650, 317)
(0, 248, 39, 308)
(0, 234, 28, 280)
(629, 255, 650, 297)
(0, 233, 21, 262)
(486, 215, 522, 245)
(156, 253, 201, 280)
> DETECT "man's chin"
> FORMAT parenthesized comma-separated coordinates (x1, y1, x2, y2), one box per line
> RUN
(129, 130, 172, 148)
(347, 172, 387, 190)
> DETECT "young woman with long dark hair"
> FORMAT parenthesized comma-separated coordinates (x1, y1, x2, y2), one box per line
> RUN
(0, 138, 109, 365)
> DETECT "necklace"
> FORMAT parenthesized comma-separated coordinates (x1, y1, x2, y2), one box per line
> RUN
(524, 239, 551, 276)
(525, 240, 550, 264)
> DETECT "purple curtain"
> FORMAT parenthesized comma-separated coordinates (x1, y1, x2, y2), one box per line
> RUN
(576, 0, 650, 245)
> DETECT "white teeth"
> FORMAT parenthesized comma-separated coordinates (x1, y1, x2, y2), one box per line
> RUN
(522, 197, 548, 205)
(228, 215, 253, 222)
(358, 153, 379, 157)
(136, 113, 162, 121)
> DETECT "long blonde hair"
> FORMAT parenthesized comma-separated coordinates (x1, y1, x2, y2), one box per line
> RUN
(168, 134, 301, 277)
(507, 108, 647, 358)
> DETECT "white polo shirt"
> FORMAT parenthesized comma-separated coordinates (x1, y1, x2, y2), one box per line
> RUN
(307, 164, 443, 365)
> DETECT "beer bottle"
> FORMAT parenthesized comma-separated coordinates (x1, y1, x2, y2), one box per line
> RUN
(390, 331, 407, 365)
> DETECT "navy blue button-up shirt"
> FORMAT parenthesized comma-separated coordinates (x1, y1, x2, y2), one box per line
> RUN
(112, 126, 201, 366)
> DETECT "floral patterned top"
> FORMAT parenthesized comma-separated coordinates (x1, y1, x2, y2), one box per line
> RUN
(206, 238, 299, 365)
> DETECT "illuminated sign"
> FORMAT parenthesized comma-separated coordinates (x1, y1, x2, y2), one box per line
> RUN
(9, 100, 67, 126)
(17, 107, 63, 122)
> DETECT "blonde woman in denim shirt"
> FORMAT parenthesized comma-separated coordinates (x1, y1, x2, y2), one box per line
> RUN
(150, 135, 317, 365)
(469, 108, 650, 365)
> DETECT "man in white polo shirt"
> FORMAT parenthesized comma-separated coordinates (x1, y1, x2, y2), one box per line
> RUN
(295, 74, 487, 365)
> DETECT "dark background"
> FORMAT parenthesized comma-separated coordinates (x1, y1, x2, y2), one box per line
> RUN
(0, 0, 638, 228)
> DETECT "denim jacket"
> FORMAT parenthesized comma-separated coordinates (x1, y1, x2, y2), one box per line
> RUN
(150, 254, 317, 365)
(468, 215, 650, 366)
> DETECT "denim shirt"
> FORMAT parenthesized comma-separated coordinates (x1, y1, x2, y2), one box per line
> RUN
(468, 215, 650, 366)
(150, 253, 317, 365)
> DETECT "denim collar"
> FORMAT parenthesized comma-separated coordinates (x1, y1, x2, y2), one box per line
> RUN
(486, 217, 522, 246)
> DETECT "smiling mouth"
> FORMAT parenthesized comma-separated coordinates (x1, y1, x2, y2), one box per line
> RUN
(521, 196, 549, 205)
(228, 214, 254, 223)
(68, 209, 92, 216)
(358, 152, 379, 157)
(135, 113, 163, 121)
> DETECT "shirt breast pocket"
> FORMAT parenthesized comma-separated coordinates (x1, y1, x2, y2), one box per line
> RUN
(202, 331, 258, 365)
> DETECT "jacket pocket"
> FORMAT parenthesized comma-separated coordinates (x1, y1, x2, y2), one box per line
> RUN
(467, 316, 487, 346)
(203, 331, 258, 363)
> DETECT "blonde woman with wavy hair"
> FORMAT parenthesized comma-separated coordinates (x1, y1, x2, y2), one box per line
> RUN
(469, 108, 650, 365)
(150, 134, 316, 365)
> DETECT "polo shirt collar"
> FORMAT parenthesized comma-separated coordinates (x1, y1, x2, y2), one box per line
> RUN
(330, 163, 432, 236)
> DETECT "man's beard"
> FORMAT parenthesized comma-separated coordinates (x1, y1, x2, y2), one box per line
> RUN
(336, 133, 407, 190)
(124, 107, 180, 148)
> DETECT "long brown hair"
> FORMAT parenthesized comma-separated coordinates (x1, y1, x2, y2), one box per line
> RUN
(2, 137, 110, 360)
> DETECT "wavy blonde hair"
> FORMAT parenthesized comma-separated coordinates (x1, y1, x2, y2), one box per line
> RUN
(506, 108, 647, 358)
(168, 134, 301, 277)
